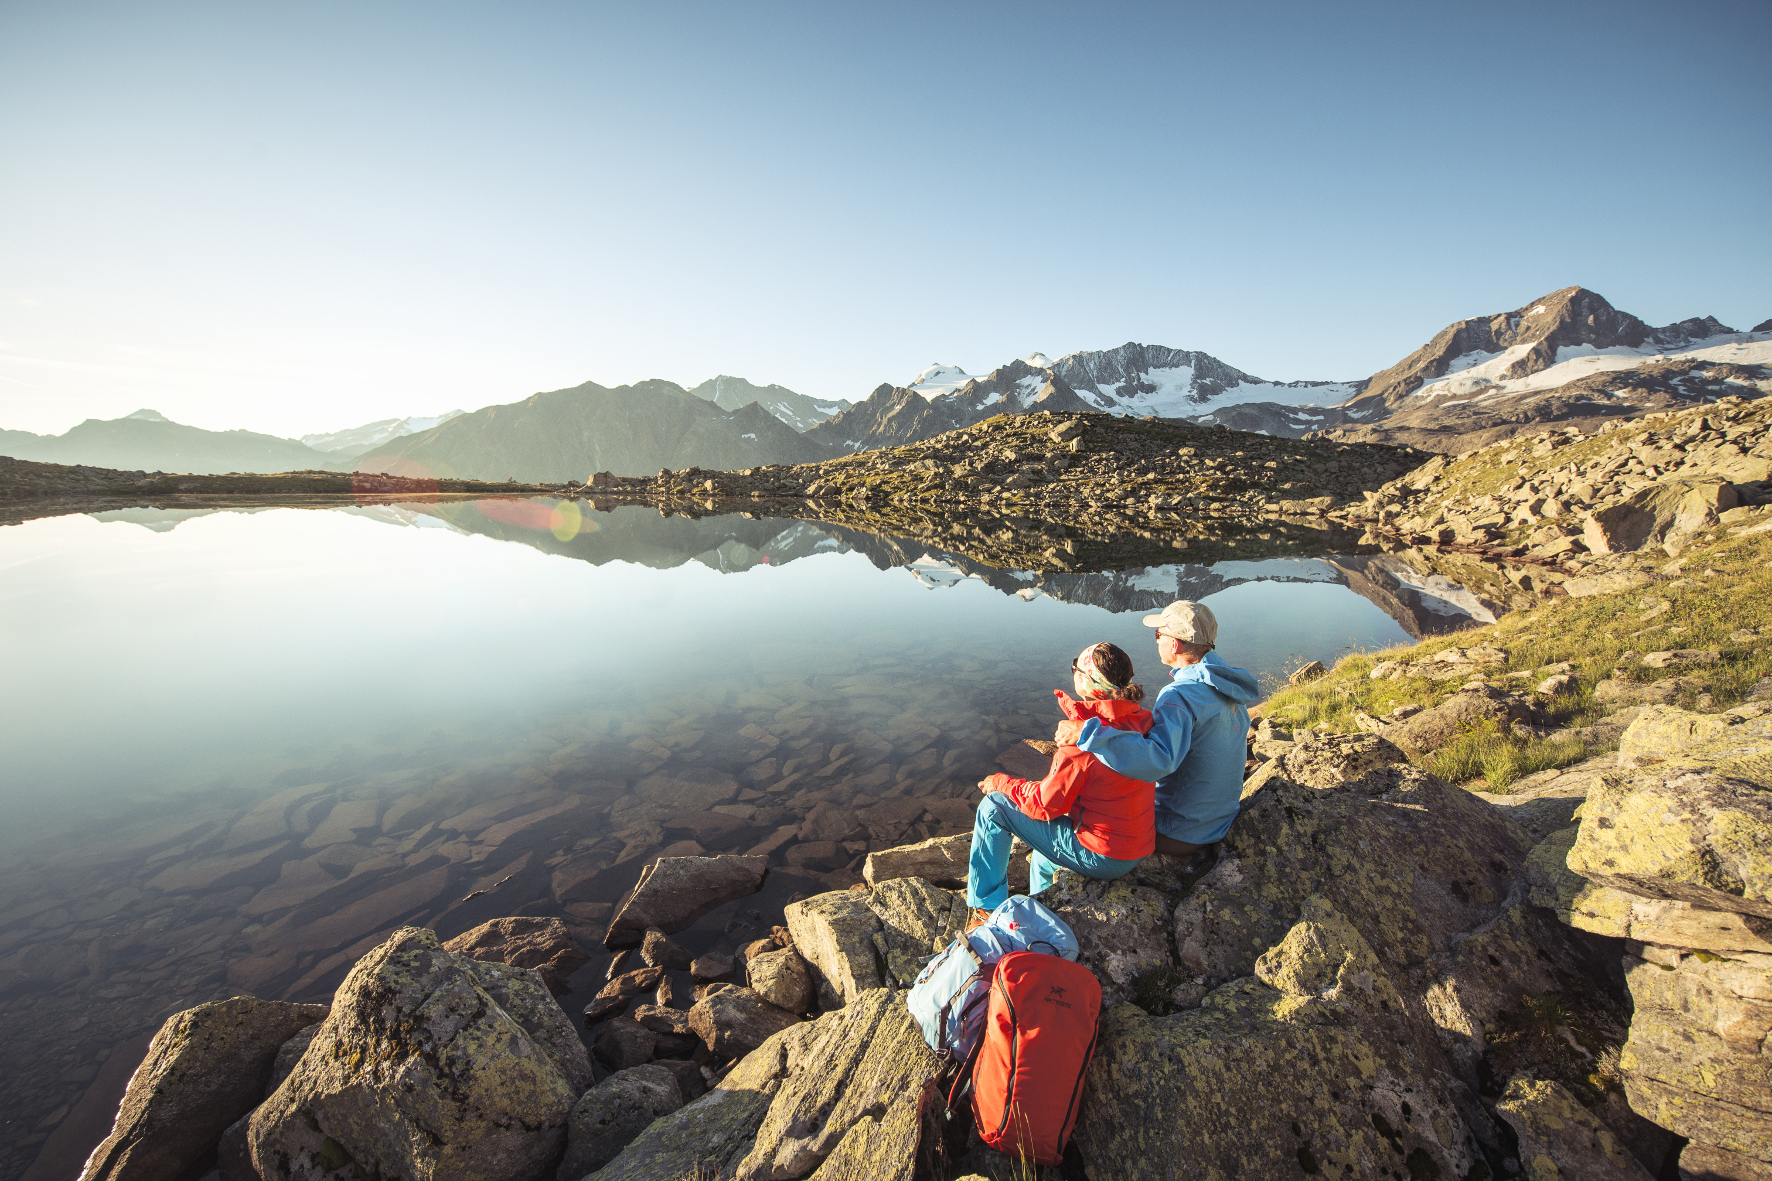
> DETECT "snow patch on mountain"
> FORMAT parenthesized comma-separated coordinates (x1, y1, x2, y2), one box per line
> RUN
(123, 408, 172, 423)
(1413, 331, 1772, 401)
(908, 365, 977, 400)
(1025, 353, 1053, 368)
(302, 411, 466, 454)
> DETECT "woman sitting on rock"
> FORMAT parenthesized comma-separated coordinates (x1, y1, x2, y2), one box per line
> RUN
(965, 642, 1157, 922)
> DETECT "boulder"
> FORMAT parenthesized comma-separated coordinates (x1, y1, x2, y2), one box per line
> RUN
(689, 987, 802, 1058)
(1385, 685, 1538, 756)
(862, 833, 970, 888)
(1076, 975, 1483, 1180)
(556, 1065, 685, 1181)
(783, 877, 973, 1008)
(585, 1024, 820, 1181)
(861, 832, 1030, 894)
(1567, 707, 1772, 918)
(1241, 731, 1410, 793)
(632, 1003, 692, 1036)
(1565, 568, 1655, 596)
(584, 966, 664, 1021)
(1678, 1142, 1772, 1181)
(690, 954, 735, 981)
(746, 947, 813, 1014)
(730, 990, 941, 1181)
(1287, 660, 1327, 685)
(246, 926, 593, 1181)
(1582, 480, 1737, 555)
(864, 877, 968, 989)
(592, 1019, 657, 1072)
(782, 890, 882, 1008)
(1595, 676, 1704, 707)
(1495, 1076, 1655, 1181)
(443, 916, 589, 996)
(604, 855, 768, 947)
(1617, 702, 1753, 768)
(78, 997, 328, 1181)
(639, 928, 693, 971)
(1619, 950, 1772, 1171)
(266, 1023, 323, 1096)
(1040, 873, 1173, 1007)
(1529, 825, 1772, 954)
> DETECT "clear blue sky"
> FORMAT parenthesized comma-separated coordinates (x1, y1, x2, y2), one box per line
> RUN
(2, 0, 1767, 437)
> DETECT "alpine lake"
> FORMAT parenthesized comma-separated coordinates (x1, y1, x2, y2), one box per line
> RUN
(0, 496, 1496, 1175)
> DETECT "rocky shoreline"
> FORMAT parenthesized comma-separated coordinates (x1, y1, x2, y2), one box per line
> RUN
(69, 676, 1771, 1179)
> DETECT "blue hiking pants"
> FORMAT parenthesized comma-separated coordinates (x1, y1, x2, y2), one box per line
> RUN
(965, 792, 1142, 910)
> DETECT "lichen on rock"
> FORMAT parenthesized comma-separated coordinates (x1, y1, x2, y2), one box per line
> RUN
(246, 925, 591, 1181)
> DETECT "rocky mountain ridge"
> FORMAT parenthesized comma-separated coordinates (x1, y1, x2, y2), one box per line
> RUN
(351, 379, 833, 481)
(685, 376, 850, 433)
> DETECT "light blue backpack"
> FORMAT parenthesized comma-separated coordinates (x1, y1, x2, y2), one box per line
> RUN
(908, 895, 1078, 1060)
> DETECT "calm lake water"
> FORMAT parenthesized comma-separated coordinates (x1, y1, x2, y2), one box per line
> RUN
(0, 500, 1435, 1175)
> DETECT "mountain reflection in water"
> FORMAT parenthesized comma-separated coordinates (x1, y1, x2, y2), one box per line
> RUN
(0, 501, 1489, 1174)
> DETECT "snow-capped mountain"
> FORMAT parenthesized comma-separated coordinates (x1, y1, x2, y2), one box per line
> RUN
(685, 376, 851, 432)
(1046, 343, 1357, 417)
(300, 411, 467, 457)
(1312, 287, 1772, 451)
(906, 365, 980, 400)
(808, 343, 1352, 452)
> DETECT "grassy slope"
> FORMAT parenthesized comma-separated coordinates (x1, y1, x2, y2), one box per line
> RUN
(1259, 524, 1772, 790)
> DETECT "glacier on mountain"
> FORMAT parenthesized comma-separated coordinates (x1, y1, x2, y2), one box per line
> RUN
(1412, 329, 1772, 401)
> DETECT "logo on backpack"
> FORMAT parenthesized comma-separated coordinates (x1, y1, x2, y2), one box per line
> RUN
(1043, 984, 1073, 1009)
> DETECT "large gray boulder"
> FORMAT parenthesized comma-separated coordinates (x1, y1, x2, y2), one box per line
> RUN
(605, 855, 768, 947)
(730, 990, 941, 1181)
(860, 832, 1031, 895)
(556, 1065, 684, 1181)
(783, 877, 967, 1008)
(79, 997, 327, 1181)
(246, 926, 593, 1181)
(1566, 705, 1772, 919)
(1619, 950, 1771, 1172)
(1039, 873, 1173, 1007)
(1076, 934, 1484, 1180)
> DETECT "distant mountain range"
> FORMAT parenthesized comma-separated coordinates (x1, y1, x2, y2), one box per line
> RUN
(0, 409, 342, 475)
(349, 379, 830, 481)
(7, 287, 1764, 474)
(809, 289, 1768, 453)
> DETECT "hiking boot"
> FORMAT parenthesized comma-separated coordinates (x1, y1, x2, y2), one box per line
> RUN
(963, 907, 993, 933)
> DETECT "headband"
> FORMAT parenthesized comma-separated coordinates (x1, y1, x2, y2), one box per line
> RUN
(1074, 643, 1121, 700)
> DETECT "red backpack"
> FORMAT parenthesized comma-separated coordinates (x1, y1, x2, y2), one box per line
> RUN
(966, 949, 1102, 1164)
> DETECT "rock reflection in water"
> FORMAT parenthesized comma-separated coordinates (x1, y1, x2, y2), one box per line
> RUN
(0, 501, 1459, 1178)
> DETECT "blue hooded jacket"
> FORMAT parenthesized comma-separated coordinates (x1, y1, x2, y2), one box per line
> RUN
(1074, 650, 1261, 845)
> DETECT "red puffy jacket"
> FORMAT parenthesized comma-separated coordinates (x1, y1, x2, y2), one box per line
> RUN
(990, 692, 1156, 861)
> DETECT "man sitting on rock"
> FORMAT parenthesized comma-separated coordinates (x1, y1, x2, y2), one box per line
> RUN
(1054, 601, 1259, 861)
(966, 642, 1158, 922)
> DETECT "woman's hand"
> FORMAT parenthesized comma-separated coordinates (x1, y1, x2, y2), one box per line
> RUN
(976, 773, 1009, 795)
(1054, 719, 1085, 746)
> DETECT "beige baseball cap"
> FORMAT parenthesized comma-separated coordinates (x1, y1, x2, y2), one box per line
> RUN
(1141, 600, 1218, 647)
